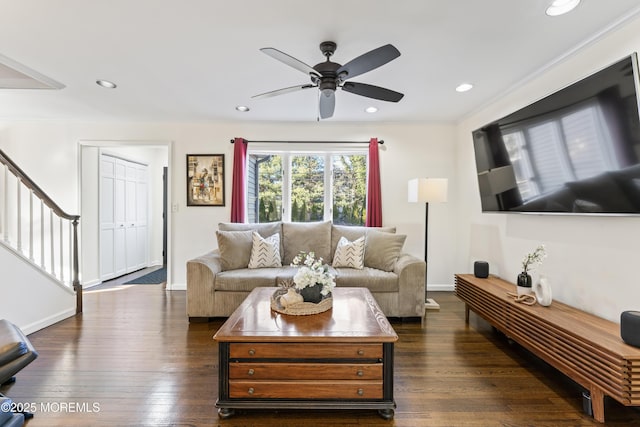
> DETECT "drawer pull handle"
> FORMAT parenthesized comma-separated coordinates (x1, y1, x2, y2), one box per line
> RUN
(357, 349, 365, 356)
(248, 369, 255, 376)
(248, 387, 254, 395)
(248, 349, 256, 356)
(357, 370, 364, 377)
(357, 388, 364, 396)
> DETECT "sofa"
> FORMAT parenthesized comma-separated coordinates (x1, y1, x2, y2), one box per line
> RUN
(186, 221, 426, 319)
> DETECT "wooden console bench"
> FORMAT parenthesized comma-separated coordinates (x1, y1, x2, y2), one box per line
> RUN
(455, 273, 640, 423)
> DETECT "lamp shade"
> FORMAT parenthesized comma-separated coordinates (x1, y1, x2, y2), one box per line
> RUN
(408, 178, 448, 203)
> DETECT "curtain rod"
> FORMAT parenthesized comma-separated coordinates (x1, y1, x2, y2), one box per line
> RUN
(230, 139, 384, 145)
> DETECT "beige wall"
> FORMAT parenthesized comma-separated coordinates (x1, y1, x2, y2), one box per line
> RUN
(0, 120, 457, 293)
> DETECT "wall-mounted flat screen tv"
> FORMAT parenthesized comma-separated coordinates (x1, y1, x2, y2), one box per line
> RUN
(472, 53, 640, 215)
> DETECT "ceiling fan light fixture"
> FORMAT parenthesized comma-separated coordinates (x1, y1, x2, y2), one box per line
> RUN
(319, 79, 336, 96)
(96, 79, 117, 89)
(545, 0, 581, 16)
(455, 83, 473, 92)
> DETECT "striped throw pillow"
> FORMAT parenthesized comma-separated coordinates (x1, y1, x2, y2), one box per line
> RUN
(332, 236, 365, 269)
(248, 232, 282, 268)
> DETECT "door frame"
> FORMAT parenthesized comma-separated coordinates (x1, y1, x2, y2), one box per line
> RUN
(79, 140, 173, 288)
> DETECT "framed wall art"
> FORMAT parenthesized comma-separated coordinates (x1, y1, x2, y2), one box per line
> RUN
(186, 154, 225, 206)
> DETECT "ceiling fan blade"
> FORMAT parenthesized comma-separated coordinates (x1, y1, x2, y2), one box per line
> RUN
(336, 44, 400, 81)
(342, 82, 404, 102)
(252, 84, 314, 99)
(260, 48, 321, 78)
(319, 91, 335, 119)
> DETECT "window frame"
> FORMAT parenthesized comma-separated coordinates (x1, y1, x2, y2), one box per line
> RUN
(247, 143, 368, 223)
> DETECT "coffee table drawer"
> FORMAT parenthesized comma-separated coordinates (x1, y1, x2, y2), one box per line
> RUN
(229, 343, 382, 359)
(229, 362, 383, 380)
(229, 380, 383, 399)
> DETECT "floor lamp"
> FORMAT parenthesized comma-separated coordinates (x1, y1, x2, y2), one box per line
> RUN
(408, 178, 448, 310)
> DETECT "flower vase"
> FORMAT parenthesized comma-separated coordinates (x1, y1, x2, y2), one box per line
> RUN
(516, 272, 532, 296)
(299, 284, 323, 303)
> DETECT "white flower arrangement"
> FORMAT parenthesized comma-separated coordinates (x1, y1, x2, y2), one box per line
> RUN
(521, 244, 547, 274)
(291, 251, 336, 296)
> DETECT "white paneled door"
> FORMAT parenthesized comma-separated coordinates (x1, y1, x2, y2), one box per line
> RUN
(100, 154, 148, 280)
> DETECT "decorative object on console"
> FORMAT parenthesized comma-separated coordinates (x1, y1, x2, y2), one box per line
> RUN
(621, 310, 640, 348)
(518, 244, 547, 296)
(533, 276, 553, 306)
(408, 177, 448, 310)
(474, 261, 489, 278)
(516, 273, 533, 296)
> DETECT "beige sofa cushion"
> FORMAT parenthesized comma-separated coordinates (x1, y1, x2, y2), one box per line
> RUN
(215, 268, 281, 291)
(330, 224, 396, 260)
(334, 267, 398, 292)
(215, 230, 254, 271)
(218, 222, 283, 256)
(282, 221, 332, 265)
(365, 230, 407, 272)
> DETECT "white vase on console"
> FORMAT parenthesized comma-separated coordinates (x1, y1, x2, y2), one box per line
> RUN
(534, 275, 552, 306)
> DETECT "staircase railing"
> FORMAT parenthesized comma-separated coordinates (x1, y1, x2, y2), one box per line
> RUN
(0, 149, 82, 313)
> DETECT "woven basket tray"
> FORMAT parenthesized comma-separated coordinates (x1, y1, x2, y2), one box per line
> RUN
(270, 289, 333, 316)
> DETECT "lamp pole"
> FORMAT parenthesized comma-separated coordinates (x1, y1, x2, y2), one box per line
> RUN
(408, 177, 447, 311)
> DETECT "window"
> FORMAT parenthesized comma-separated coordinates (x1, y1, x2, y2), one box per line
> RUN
(247, 148, 367, 225)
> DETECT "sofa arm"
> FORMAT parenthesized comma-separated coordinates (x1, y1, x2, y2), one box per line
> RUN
(394, 253, 426, 316)
(186, 250, 222, 318)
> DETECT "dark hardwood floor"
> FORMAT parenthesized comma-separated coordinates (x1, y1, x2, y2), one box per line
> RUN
(3, 281, 640, 426)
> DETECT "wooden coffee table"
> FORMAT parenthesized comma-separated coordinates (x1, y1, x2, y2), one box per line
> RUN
(213, 287, 398, 419)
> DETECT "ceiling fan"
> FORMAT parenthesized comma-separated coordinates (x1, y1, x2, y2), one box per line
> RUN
(253, 41, 404, 119)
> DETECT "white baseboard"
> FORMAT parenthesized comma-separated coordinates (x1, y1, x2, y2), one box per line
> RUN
(81, 279, 102, 289)
(167, 282, 186, 291)
(427, 283, 455, 292)
(22, 308, 76, 335)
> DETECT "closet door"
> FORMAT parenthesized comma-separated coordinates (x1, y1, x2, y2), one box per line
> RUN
(113, 159, 128, 276)
(100, 156, 116, 280)
(134, 166, 148, 270)
(124, 161, 138, 273)
(100, 154, 148, 280)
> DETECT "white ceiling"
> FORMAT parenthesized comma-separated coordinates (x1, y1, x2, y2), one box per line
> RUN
(1, 0, 640, 123)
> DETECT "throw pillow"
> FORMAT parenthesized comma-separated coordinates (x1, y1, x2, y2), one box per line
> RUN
(248, 232, 282, 268)
(332, 236, 365, 269)
(330, 224, 396, 261)
(216, 230, 254, 271)
(218, 222, 284, 257)
(364, 230, 407, 272)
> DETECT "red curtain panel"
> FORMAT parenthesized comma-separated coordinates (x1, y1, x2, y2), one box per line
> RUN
(366, 137, 382, 227)
(230, 137, 247, 222)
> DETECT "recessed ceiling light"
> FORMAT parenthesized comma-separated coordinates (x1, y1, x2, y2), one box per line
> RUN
(455, 83, 473, 93)
(365, 106, 378, 113)
(235, 105, 250, 112)
(545, 0, 581, 16)
(96, 79, 117, 89)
